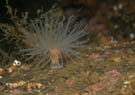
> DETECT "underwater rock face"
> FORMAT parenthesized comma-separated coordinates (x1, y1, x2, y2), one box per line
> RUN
(0, 0, 55, 19)
(59, 0, 98, 18)
(84, 69, 122, 94)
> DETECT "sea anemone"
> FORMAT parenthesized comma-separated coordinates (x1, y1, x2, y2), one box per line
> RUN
(20, 15, 88, 68)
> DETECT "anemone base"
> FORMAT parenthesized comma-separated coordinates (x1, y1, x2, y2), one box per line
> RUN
(50, 64, 63, 69)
